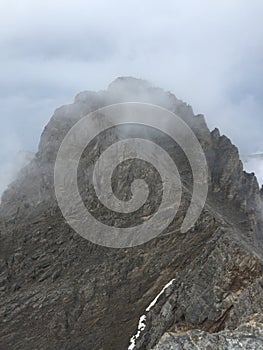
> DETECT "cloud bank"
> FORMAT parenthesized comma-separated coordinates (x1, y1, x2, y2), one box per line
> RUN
(0, 0, 263, 194)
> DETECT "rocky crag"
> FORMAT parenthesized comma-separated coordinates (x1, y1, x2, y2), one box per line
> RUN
(154, 314, 263, 350)
(0, 77, 262, 350)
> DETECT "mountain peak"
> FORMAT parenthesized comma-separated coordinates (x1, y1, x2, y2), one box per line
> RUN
(0, 78, 262, 350)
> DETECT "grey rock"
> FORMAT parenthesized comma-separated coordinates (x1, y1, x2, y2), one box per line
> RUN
(154, 314, 263, 349)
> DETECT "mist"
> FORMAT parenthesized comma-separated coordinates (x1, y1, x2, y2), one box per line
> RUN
(0, 0, 263, 196)
(242, 155, 263, 187)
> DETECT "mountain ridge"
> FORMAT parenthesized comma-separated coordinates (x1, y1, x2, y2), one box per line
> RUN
(0, 77, 262, 350)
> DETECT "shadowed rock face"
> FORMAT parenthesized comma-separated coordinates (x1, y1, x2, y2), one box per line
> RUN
(0, 77, 262, 350)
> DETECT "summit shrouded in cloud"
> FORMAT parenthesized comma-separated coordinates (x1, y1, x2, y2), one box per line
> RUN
(0, 77, 262, 350)
(0, 1, 262, 191)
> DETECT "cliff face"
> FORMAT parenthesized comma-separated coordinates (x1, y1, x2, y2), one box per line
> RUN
(0, 77, 262, 350)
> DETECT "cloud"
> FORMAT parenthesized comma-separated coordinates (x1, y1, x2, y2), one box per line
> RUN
(243, 156, 263, 186)
(0, 132, 21, 196)
(0, 0, 263, 193)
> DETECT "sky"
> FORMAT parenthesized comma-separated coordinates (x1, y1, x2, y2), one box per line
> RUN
(0, 0, 263, 194)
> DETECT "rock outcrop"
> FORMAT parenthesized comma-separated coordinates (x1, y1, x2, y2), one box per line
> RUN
(155, 314, 263, 350)
(0, 77, 262, 350)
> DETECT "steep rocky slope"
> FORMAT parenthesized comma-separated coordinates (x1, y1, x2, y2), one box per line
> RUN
(0, 77, 262, 350)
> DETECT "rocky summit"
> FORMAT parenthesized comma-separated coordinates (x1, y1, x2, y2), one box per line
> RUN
(0, 77, 263, 350)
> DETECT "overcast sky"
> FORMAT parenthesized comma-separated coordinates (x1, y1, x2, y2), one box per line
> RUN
(0, 0, 262, 194)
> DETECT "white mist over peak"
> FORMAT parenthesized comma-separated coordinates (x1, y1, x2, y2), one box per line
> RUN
(0, 150, 34, 201)
(242, 153, 263, 186)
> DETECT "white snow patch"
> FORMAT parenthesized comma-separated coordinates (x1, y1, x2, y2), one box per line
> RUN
(146, 278, 175, 312)
(128, 315, 146, 350)
(128, 278, 175, 349)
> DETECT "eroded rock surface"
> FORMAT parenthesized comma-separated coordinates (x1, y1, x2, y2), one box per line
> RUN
(155, 314, 263, 350)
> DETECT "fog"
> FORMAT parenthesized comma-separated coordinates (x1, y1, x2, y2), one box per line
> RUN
(242, 155, 263, 187)
(0, 0, 263, 195)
